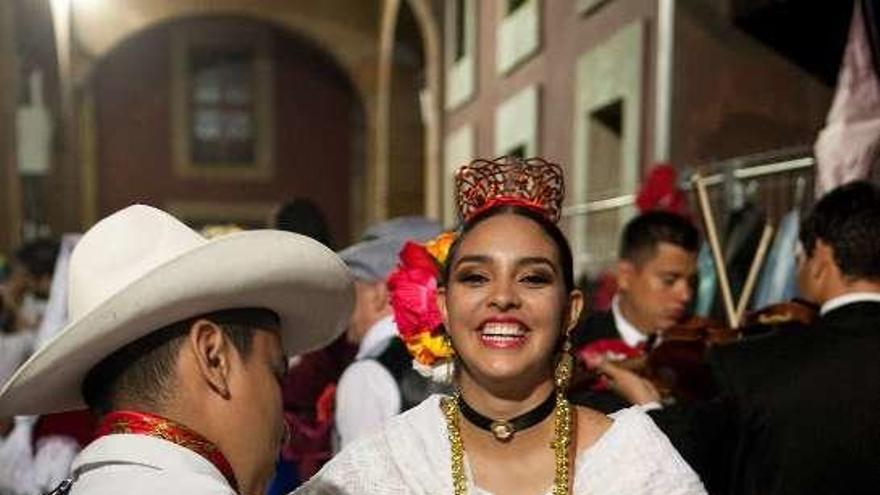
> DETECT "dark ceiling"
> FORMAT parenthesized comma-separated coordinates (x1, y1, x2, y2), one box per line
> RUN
(733, 0, 855, 86)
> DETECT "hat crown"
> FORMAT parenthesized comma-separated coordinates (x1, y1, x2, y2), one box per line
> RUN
(68, 205, 206, 320)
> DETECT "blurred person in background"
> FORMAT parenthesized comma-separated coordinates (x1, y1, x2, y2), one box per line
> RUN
(2, 239, 59, 335)
(268, 198, 355, 494)
(594, 180, 880, 495)
(334, 216, 444, 449)
(569, 211, 700, 413)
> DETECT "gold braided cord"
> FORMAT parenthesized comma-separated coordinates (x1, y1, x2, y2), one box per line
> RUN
(441, 392, 573, 495)
(441, 395, 468, 495)
(551, 391, 573, 495)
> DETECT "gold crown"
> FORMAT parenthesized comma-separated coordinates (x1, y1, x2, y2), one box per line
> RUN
(454, 156, 565, 223)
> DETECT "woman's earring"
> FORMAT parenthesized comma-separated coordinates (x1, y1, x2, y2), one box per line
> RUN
(442, 332, 457, 385)
(554, 335, 573, 390)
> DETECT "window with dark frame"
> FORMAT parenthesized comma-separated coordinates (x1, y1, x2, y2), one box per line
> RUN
(507, 144, 527, 159)
(453, 0, 467, 62)
(507, 0, 528, 14)
(188, 45, 256, 166)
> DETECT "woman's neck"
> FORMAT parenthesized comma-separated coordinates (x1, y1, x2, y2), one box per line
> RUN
(457, 372, 556, 419)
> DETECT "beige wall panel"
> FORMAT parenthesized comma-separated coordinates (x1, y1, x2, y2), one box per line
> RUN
(444, 0, 477, 110)
(496, 0, 540, 75)
(443, 123, 475, 226)
(571, 21, 644, 275)
(494, 84, 540, 157)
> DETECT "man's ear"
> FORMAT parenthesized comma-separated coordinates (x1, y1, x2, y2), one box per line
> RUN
(616, 260, 635, 291)
(813, 239, 839, 283)
(373, 281, 391, 311)
(566, 289, 585, 331)
(188, 319, 233, 399)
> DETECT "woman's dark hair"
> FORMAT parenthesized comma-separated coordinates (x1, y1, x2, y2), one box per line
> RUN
(440, 204, 575, 293)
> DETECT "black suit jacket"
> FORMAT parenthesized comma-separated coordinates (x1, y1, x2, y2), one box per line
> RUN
(569, 311, 633, 414)
(704, 301, 880, 495)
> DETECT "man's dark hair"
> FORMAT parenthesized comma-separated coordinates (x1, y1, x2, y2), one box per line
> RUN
(800, 180, 880, 280)
(619, 211, 699, 264)
(82, 308, 280, 417)
(273, 199, 334, 249)
(441, 204, 576, 293)
(15, 238, 59, 278)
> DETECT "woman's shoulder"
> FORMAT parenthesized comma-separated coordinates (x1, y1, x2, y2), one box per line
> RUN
(597, 405, 692, 463)
(298, 395, 451, 495)
(571, 406, 708, 495)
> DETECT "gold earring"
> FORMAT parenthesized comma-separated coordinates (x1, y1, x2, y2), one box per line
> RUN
(554, 335, 573, 390)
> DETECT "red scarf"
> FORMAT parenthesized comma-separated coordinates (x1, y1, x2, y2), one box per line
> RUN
(96, 410, 238, 491)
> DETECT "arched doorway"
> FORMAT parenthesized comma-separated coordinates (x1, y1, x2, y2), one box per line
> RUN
(387, 2, 426, 218)
(88, 15, 363, 244)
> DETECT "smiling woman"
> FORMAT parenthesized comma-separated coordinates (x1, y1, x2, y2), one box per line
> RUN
(297, 157, 708, 495)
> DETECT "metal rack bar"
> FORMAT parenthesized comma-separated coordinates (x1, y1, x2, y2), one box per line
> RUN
(562, 155, 815, 218)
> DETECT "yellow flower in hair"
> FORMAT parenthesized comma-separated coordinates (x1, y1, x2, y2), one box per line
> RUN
(405, 330, 455, 366)
(424, 231, 456, 264)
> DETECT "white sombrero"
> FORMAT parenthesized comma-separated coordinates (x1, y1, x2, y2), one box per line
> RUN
(0, 205, 354, 416)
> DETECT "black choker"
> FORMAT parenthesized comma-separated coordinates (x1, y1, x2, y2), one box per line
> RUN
(459, 392, 556, 442)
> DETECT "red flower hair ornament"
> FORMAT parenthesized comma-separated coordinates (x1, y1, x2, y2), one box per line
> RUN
(387, 232, 456, 381)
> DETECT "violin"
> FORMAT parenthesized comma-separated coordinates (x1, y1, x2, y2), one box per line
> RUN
(739, 298, 818, 336)
(643, 299, 818, 402)
(633, 174, 820, 403)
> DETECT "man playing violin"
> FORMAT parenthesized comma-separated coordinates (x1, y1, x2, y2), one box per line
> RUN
(599, 180, 880, 495)
(570, 210, 700, 413)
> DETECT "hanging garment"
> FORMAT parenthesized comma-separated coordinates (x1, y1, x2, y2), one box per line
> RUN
(694, 244, 717, 317)
(814, 1, 880, 195)
(711, 203, 766, 319)
(753, 209, 801, 308)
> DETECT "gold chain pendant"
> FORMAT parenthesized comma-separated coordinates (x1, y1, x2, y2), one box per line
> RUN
(441, 393, 573, 495)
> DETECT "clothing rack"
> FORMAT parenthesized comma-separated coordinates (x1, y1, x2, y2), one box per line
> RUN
(562, 151, 814, 218)
(566, 148, 814, 277)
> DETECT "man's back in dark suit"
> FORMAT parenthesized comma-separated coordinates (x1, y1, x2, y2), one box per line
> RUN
(709, 301, 880, 495)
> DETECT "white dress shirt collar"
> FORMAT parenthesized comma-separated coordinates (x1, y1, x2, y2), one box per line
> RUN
(612, 295, 649, 348)
(820, 292, 880, 316)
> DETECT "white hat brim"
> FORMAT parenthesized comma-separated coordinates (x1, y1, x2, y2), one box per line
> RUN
(0, 229, 353, 416)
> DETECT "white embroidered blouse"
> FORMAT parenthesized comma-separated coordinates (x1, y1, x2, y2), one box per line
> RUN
(296, 395, 707, 495)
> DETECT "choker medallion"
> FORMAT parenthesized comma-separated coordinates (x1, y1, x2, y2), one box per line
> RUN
(458, 392, 556, 441)
(441, 392, 573, 495)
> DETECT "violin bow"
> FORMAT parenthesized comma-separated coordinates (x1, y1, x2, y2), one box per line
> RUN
(691, 173, 738, 328)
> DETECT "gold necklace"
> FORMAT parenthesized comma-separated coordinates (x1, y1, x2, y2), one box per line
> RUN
(441, 391, 573, 495)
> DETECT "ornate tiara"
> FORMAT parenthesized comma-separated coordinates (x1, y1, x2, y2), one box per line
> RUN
(454, 156, 565, 223)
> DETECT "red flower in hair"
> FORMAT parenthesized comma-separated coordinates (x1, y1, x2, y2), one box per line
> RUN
(388, 233, 456, 369)
(387, 242, 443, 338)
(398, 241, 439, 274)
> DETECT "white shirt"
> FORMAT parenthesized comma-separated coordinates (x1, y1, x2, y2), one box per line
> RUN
(334, 315, 401, 449)
(820, 292, 880, 315)
(612, 296, 649, 348)
(0, 415, 80, 495)
(0, 331, 36, 386)
(68, 434, 235, 495)
(301, 395, 707, 495)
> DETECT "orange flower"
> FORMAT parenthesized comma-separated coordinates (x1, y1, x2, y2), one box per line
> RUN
(404, 330, 454, 366)
(424, 232, 456, 263)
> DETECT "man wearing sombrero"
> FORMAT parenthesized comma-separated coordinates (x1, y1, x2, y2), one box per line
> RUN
(0, 205, 354, 495)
